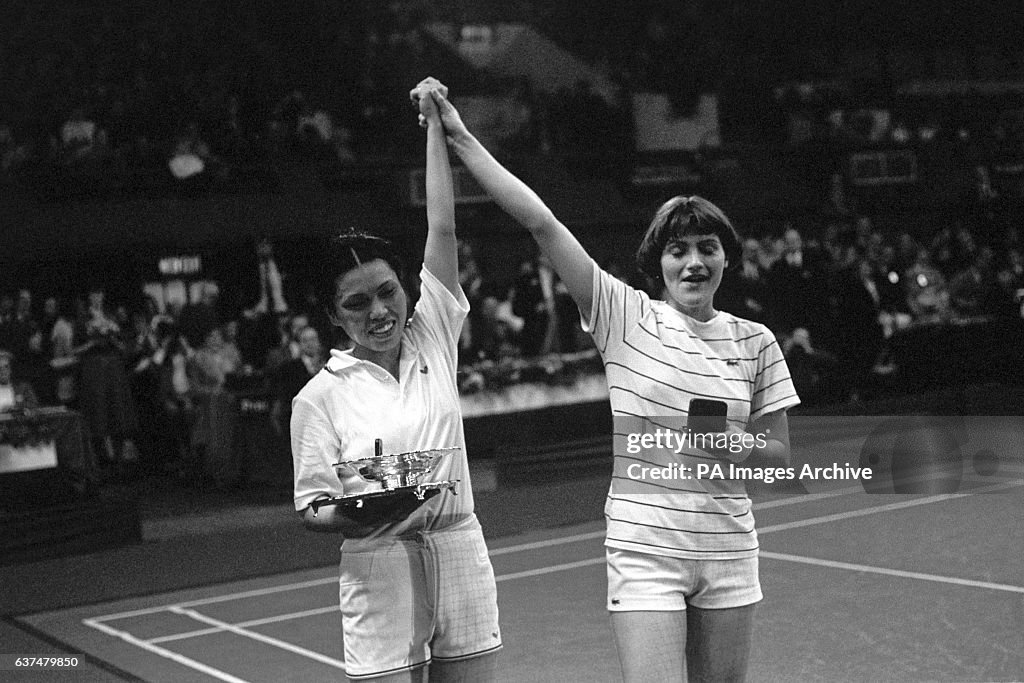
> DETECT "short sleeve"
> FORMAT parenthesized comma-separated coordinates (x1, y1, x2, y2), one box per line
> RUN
(408, 265, 469, 368)
(750, 329, 801, 419)
(291, 395, 344, 512)
(581, 263, 650, 356)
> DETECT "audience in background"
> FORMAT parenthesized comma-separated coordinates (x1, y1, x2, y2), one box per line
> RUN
(59, 107, 105, 165)
(904, 246, 952, 323)
(0, 289, 38, 370)
(766, 225, 831, 339)
(781, 327, 840, 406)
(509, 254, 579, 357)
(270, 325, 325, 446)
(1, 205, 1022, 491)
(248, 240, 289, 317)
(178, 282, 222, 349)
(2, 2, 1024, 498)
(168, 120, 225, 192)
(825, 252, 887, 401)
(73, 286, 139, 471)
(0, 350, 40, 412)
(132, 321, 190, 475)
(718, 237, 771, 325)
(185, 325, 240, 489)
(995, 247, 1024, 317)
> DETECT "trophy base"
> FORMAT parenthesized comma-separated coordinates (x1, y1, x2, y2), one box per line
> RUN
(310, 480, 458, 516)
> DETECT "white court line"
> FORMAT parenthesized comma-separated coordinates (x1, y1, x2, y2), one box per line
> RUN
(170, 607, 347, 671)
(753, 484, 864, 509)
(85, 478, 1017, 626)
(487, 484, 867, 555)
(490, 530, 604, 555)
(760, 551, 1024, 594)
(88, 530, 611, 624)
(82, 477, 1023, 681)
(88, 481, 859, 624)
(149, 559, 612, 647)
(89, 576, 338, 623)
(130, 479, 1024, 646)
(487, 479, 1024, 579)
(149, 606, 338, 644)
(83, 617, 252, 683)
(758, 477, 1024, 535)
(148, 558, 609, 647)
(496, 557, 606, 582)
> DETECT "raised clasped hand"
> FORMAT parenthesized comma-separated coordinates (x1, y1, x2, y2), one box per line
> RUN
(409, 77, 467, 139)
(410, 77, 448, 128)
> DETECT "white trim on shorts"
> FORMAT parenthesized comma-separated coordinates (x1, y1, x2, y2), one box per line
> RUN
(345, 662, 428, 681)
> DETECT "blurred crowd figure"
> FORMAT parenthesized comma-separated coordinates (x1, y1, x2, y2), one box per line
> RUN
(455, 242, 589, 391)
(0, 349, 39, 411)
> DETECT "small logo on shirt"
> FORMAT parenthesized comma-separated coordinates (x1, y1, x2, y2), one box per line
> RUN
(611, 598, 620, 605)
(420, 365, 428, 374)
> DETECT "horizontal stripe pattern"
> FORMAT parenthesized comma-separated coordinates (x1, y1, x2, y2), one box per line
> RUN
(586, 265, 800, 559)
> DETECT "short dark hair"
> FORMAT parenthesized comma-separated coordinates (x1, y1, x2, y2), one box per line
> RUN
(317, 230, 408, 309)
(635, 195, 742, 283)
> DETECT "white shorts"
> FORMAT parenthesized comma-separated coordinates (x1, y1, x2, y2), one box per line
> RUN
(606, 547, 762, 611)
(338, 517, 502, 679)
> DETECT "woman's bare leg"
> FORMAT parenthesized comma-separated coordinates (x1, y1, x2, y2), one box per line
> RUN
(610, 610, 688, 682)
(427, 651, 498, 683)
(685, 604, 755, 682)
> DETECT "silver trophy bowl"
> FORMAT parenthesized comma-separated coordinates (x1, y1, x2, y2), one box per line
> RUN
(309, 444, 461, 516)
(335, 446, 460, 492)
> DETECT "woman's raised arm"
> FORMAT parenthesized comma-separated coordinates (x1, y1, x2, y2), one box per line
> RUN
(422, 80, 595, 319)
(415, 80, 460, 298)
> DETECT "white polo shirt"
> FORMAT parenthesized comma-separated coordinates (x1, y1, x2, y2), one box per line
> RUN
(585, 264, 800, 559)
(291, 266, 475, 540)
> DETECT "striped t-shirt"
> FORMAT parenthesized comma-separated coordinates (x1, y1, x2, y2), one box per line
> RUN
(584, 264, 800, 559)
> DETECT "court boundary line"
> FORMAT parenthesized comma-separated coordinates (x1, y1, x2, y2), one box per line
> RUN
(758, 478, 1024, 534)
(80, 477, 1022, 681)
(0, 614, 142, 683)
(87, 576, 338, 623)
(759, 550, 1024, 594)
(149, 607, 338, 645)
(488, 483, 868, 556)
(85, 483, 868, 625)
(753, 484, 864, 509)
(170, 607, 347, 670)
(495, 557, 606, 582)
(83, 616, 252, 683)
(83, 475, 1016, 624)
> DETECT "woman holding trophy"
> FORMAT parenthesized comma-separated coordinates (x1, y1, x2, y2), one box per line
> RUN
(290, 83, 500, 681)
(420, 78, 799, 682)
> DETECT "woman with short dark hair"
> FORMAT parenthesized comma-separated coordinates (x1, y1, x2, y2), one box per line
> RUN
(423, 77, 798, 682)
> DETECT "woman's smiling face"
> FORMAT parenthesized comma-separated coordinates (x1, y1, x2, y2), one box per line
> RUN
(331, 259, 408, 361)
(660, 233, 727, 321)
